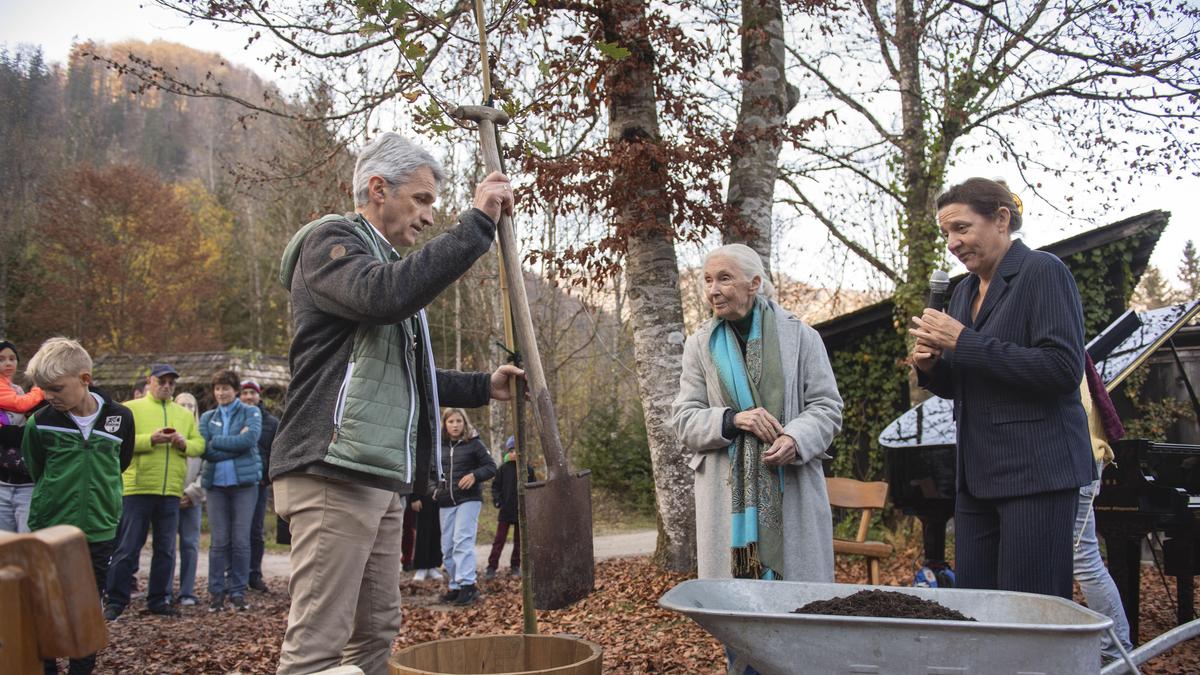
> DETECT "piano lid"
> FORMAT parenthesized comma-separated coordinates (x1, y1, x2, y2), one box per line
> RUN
(878, 300, 1200, 450)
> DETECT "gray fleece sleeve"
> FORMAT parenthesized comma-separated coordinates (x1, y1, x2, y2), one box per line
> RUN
(298, 209, 495, 325)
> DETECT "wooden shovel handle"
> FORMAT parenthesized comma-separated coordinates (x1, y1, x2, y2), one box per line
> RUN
(473, 117, 570, 481)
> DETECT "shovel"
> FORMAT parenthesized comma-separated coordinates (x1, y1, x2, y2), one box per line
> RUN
(454, 104, 595, 610)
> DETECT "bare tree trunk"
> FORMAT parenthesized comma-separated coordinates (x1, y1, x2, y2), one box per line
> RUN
(723, 0, 797, 278)
(894, 0, 940, 333)
(541, 209, 561, 402)
(489, 247, 507, 458)
(892, 0, 942, 406)
(454, 280, 461, 370)
(248, 202, 265, 351)
(603, 0, 695, 572)
(0, 248, 7, 338)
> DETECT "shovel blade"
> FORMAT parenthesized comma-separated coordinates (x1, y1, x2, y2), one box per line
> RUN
(524, 471, 595, 610)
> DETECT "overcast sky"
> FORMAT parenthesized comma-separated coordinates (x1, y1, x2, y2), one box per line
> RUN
(3, 0, 1196, 293)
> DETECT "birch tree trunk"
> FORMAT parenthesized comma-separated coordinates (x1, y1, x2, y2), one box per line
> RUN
(602, 0, 695, 572)
(723, 0, 798, 277)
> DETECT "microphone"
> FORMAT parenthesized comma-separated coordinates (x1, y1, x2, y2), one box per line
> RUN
(927, 270, 950, 312)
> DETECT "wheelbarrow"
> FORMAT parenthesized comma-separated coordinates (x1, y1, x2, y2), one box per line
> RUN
(659, 579, 1200, 675)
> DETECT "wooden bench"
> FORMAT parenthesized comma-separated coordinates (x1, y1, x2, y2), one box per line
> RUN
(827, 477, 893, 585)
(0, 526, 107, 673)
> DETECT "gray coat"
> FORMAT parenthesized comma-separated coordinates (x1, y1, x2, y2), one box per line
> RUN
(672, 302, 843, 581)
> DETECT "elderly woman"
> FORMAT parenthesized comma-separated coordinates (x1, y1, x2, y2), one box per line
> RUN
(910, 177, 1094, 599)
(673, 244, 843, 585)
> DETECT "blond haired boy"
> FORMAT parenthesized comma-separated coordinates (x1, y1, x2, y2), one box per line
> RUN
(23, 337, 134, 675)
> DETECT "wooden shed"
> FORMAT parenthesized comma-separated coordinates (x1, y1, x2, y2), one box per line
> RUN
(92, 351, 290, 410)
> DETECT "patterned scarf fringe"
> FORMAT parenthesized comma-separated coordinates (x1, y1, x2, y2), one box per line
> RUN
(732, 544, 766, 579)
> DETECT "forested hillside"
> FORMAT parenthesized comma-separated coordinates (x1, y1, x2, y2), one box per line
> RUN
(0, 39, 644, 489)
(0, 40, 352, 354)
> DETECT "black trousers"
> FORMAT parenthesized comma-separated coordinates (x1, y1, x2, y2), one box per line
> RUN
(44, 538, 114, 675)
(954, 487, 1078, 598)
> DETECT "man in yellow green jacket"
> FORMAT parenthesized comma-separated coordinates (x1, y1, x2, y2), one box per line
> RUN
(104, 363, 205, 620)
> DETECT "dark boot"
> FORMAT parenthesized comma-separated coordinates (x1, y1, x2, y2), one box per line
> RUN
(452, 584, 480, 606)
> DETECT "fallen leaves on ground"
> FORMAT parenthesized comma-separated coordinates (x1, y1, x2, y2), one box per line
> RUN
(97, 549, 1199, 674)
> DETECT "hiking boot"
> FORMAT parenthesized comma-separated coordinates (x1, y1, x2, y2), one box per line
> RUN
(249, 577, 269, 593)
(439, 588, 460, 603)
(209, 593, 225, 613)
(232, 595, 249, 611)
(484, 567, 497, 580)
(102, 604, 123, 622)
(147, 604, 180, 617)
(452, 584, 480, 606)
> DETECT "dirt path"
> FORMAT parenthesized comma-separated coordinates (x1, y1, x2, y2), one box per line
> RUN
(137, 528, 657, 583)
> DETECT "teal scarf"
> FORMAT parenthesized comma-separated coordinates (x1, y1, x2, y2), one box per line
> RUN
(709, 297, 786, 578)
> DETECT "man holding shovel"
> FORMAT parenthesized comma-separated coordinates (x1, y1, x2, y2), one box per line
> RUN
(272, 132, 522, 675)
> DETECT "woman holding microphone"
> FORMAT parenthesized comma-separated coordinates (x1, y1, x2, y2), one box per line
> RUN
(910, 178, 1094, 598)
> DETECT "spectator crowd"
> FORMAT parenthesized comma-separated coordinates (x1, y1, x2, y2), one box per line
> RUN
(0, 335, 527, 675)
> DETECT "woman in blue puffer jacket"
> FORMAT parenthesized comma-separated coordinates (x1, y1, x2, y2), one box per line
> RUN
(199, 369, 262, 612)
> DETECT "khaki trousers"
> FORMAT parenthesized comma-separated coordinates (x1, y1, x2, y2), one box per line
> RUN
(275, 474, 404, 675)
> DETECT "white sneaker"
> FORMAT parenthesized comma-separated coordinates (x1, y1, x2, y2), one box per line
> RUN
(427, 568, 443, 580)
(413, 569, 428, 581)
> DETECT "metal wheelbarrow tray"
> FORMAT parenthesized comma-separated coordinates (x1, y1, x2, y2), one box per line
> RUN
(660, 579, 1113, 675)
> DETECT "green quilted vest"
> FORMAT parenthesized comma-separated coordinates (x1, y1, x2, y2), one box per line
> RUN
(280, 214, 421, 483)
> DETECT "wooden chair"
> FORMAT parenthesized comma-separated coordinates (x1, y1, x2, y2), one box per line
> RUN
(826, 477, 893, 585)
(0, 526, 107, 673)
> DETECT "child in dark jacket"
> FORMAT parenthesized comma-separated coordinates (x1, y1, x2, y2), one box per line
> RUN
(22, 337, 134, 675)
(434, 407, 496, 606)
(486, 436, 536, 580)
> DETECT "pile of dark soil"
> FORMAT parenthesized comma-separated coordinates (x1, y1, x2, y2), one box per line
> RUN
(793, 589, 976, 622)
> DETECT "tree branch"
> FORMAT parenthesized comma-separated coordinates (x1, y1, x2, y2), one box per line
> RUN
(781, 146, 901, 202)
(861, 1, 901, 80)
(778, 175, 902, 283)
(786, 44, 898, 145)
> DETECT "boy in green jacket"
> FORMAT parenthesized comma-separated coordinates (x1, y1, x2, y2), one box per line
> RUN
(23, 337, 134, 675)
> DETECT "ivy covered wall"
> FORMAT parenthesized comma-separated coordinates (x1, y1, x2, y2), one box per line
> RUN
(1061, 237, 1137, 338)
(827, 327, 908, 481)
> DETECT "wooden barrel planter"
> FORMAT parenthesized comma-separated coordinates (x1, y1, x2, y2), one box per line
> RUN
(390, 634, 602, 675)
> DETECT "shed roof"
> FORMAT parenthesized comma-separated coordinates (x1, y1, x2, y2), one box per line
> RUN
(92, 351, 290, 391)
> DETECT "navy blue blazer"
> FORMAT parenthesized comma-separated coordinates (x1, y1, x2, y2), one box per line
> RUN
(920, 239, 1094, 499)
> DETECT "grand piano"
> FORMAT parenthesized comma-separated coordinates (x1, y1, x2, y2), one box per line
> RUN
(879, 300, 1200, 636)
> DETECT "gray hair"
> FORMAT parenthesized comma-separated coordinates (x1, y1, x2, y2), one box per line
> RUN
(352, 132, 446, 207)
(703, 243, 776, 299)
